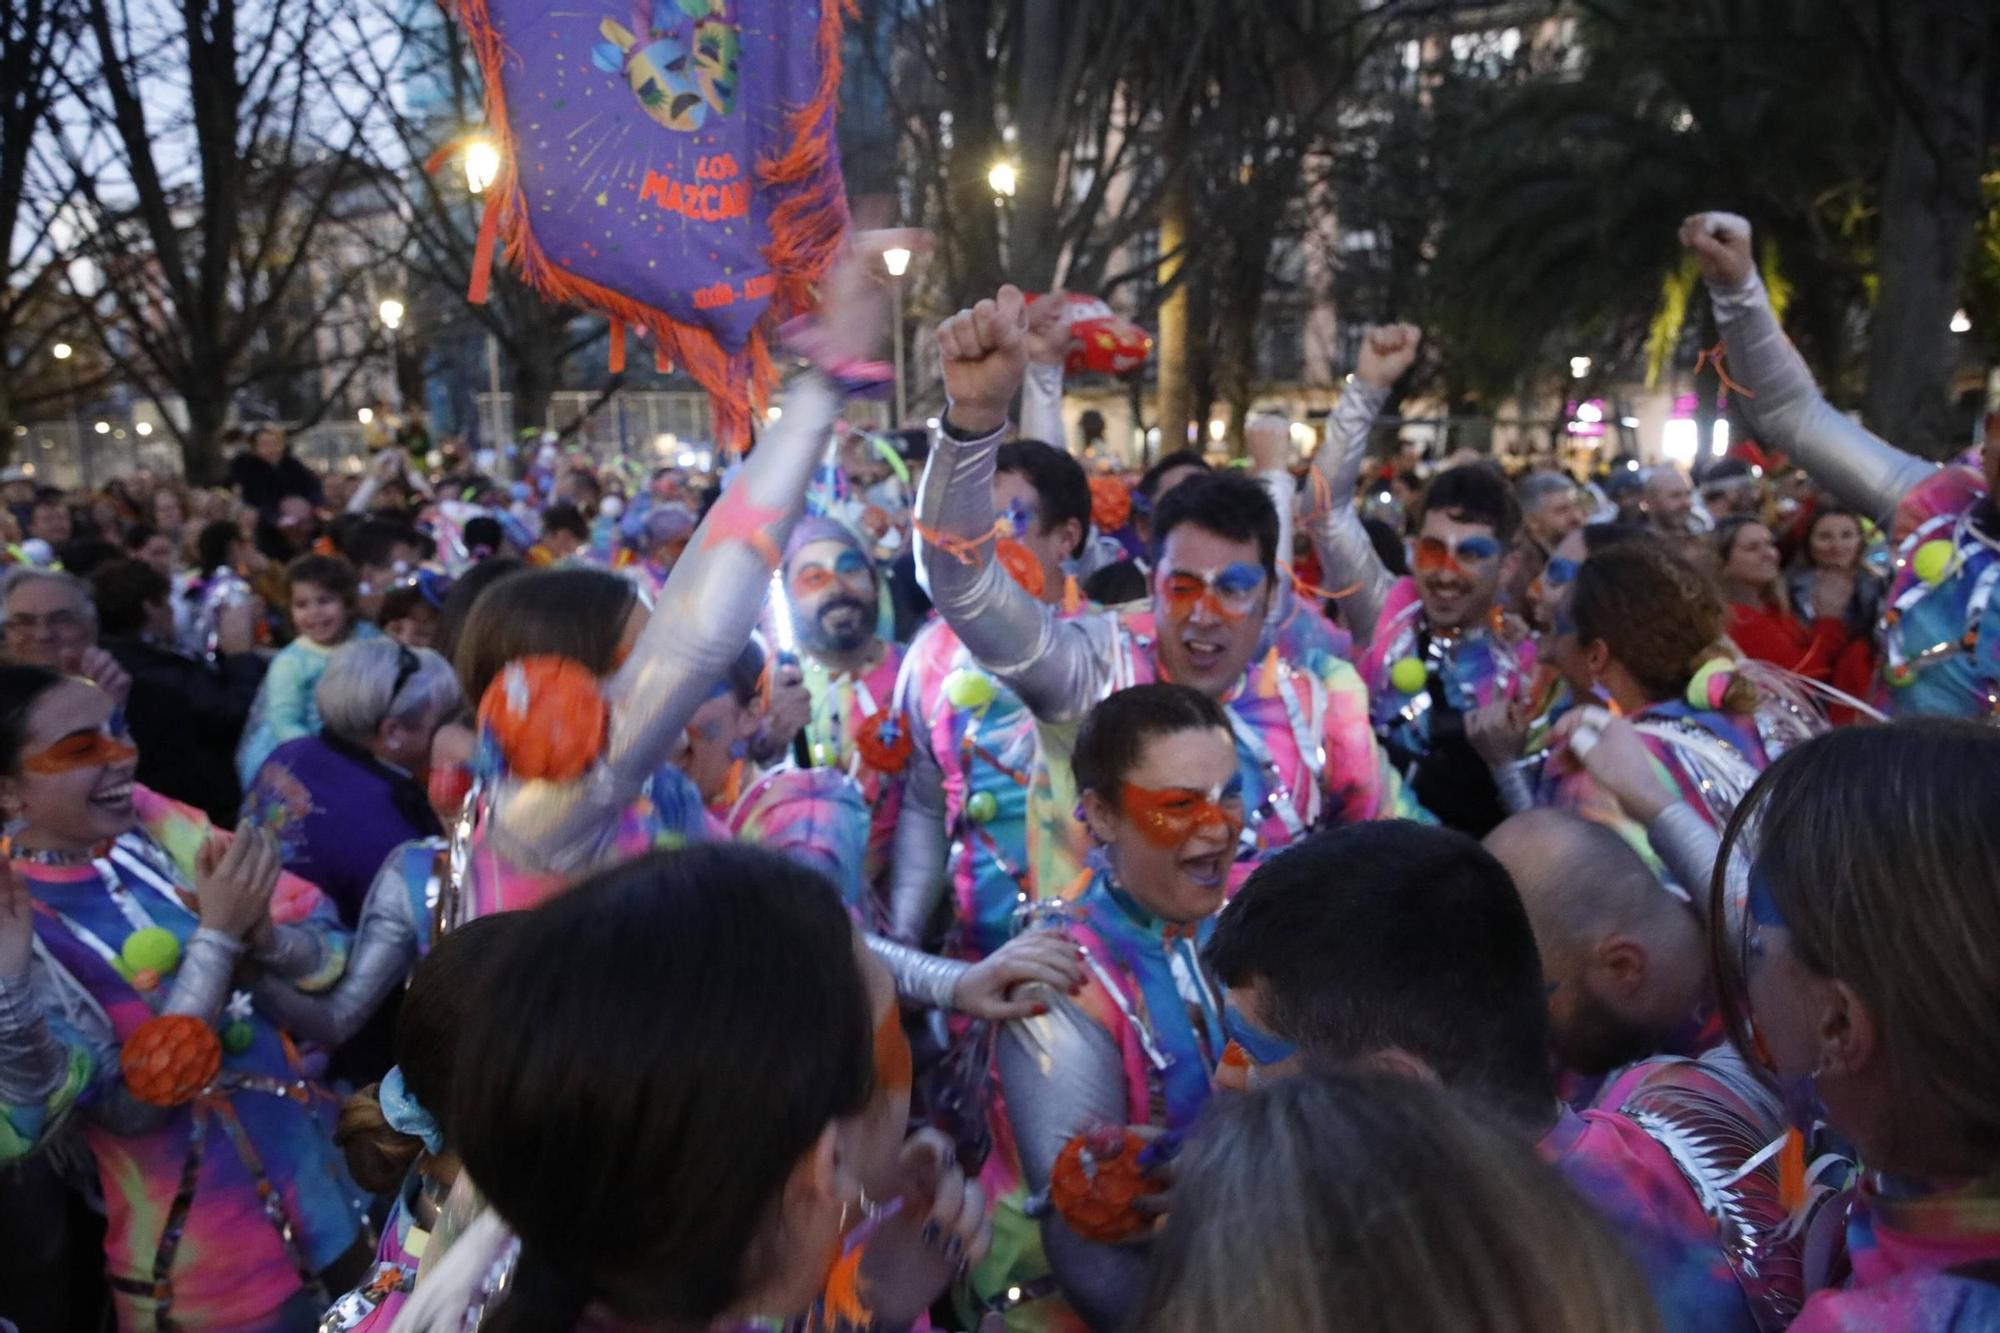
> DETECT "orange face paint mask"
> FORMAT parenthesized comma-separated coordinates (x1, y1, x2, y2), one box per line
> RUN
(23, 730, 138, 775)
(1120, 779, 1246, 850)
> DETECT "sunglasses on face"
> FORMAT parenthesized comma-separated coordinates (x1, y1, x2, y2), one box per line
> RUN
(1222, 1002, 1298, 1069)
(788, 549, 873, 597)
(24, 722, 137, 775)
(1004, 497, 1043, 538)
(1413, 534, 1504, 576)
(1120, 777, 1246, 850)
(1158, 563, 1267, 623)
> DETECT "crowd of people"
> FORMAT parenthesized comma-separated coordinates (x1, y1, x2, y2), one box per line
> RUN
(0, 213, 1994, 1333)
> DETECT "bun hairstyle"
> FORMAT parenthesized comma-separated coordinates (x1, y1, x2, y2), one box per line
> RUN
(1569, 543, 1758, 714)
(334, 913, 520, 1193)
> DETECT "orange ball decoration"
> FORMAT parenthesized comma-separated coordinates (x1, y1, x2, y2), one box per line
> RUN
(996, 537, 1047, 600)
(1048, 1129, 1164, 1243)
(121, 1015, 222, 1107)
(854, 710, 912, 775)
(1089, 476, 1132, 533)
(477, 656, 608, 782)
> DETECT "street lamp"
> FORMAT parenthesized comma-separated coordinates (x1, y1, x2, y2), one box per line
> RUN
(1569, 355, 1592, 379)
(50, 343, 89, 489)
(1951, 309, 1973, 334)
(378, 298, 406, 410)
(987, 161, 1018, 199)
(52, 342, 72, 361)
(463, 136, 501, 195)
(882, 247, 913, 426)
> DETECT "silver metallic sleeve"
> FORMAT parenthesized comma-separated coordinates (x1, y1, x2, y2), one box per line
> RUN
(160, 928, 245, 1025)
(485, 374, 839, 878)
(1490, 761, 1537, 817)
(915, 424, 1108, 723)
(1644, 800, 1748, 937)
(864, 934, 969, 1013)
(1708, 271, 1935, 522)
(251, 857, 421, 1045)
(1020, 362, 1067, 448)
(1259, 467, 1300, 632)
(1304, 380, 1397, 645)
(887, 738, 950, 946)
(0, 971, 68, 1105)
(248, 923, 326, 983)
(996, 985, 1150, 1331)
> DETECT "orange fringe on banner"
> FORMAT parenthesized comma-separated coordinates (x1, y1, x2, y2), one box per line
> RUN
(608, 321, 625, 375)
(445, 0, 853, 450)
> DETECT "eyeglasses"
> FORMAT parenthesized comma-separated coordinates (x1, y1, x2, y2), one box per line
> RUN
(788, 549, 873, 597)
(390, 644, 420, 707)
(4, 609, 89, 640)
(1158, 563, 1266, 623)
(23, 723, 137, 775)
(1120, 778, 1245, 849)
(1413, 534, 1504, 576)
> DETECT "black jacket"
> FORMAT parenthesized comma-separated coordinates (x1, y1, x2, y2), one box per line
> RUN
(103, 635, 269, 828)
(228, 450, 325, 514)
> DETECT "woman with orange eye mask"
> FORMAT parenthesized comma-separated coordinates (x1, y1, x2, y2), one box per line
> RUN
(991, 684, 1243, 1329)
(0, 663, 369, 1331)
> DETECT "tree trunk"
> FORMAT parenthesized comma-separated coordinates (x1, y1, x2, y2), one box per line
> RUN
(1863, 0, 1990, 459)
(1155, 155, 1194, 455)
(181, 393, 227, 486)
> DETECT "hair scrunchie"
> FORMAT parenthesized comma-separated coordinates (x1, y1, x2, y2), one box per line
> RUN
(380, 1065, 444, 1156)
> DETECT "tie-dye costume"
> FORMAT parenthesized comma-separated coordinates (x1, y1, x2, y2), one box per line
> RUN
(1545, 1046, 1804, 1332)
(318, 1167, 439, 1332)
(235, 623, 383, 787)
(915, 419, 1420, 891)
(799, 642, 907, 888)
(724, 764, 873, 918)
(1708, 260, 1998, 720)
(0, 788, 361, 1331)
(1302, 377, 1533, 834)
(1791, 1173, 2000, 1332)
(995, 866, 1225, 1330)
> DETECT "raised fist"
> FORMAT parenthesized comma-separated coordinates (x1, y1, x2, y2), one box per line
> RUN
(1355, 323, 1422, 390)
(1679, 212, 1754, 290)
(1244, 412, 1293, 472)
(937, 286, 1030, 437)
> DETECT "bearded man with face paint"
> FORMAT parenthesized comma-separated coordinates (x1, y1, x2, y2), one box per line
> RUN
(1300, 323, 1535, 836)
(917, 288, 1422, 897)
(781, 517, 906, 892)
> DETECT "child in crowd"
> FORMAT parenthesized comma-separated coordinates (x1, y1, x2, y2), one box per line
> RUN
(236, 554, 379, 784)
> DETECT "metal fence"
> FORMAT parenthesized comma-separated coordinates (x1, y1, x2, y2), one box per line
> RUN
(10, 389, 894, 489)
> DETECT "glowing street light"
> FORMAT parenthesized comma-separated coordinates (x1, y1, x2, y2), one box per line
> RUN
(52, 342, 73, 361)
(1569, 355, 1592, 379)
(378, 298, 406, 331)
(1950, 309, 1973, 334)
(987, 161, 1018, 199)
(463, 136, 502, 195)
(882, 247, 913, 425)
(882, 246, 912, 278)
(358, 407, 375, 425)
(135, 421, 152, 436)
(93, 421, 110, 435)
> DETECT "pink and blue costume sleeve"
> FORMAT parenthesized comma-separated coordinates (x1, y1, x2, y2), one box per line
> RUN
(1790, 1173, 2000, 1333)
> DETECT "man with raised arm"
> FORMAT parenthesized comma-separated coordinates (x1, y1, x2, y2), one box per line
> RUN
(1297, 324, 1535, 834)
(1683, 212, 1994, 718)
(915, 288, 1421, 883)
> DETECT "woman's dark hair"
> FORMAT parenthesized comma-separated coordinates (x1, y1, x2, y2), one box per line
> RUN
(1711, 720, 2000, 1170)
(1579, 521, 1658, 556)
(0, 663, 65, 776)
(1151, 472, 1280, 578)
(541, 501, 590, 541)
(1418, 462, 1521, 545)
(462, 515, 505, 557)
(1800, 506, 1864, 570)
(285, 553, 359, 607)
(1081, 560, 1148, 607)
(1568, 542, 1754, 712)
(91, 560, 171, 639)
(431, 557, 524, 671)
(723, 636, 765, 708)
(1072, 682, 1231, 797)
(1362, 515, 1409, 577)
(196, 519, 242, 574)
(452, 566, 637, 704)
(455, 845, 874, 1331)
(1134, 1072, 1660, 1333)
(122, 523, 161, 554)
(996, 439, 1091, 559)
(55, 538, 121, 579)
(335, 913, 519, 1193)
